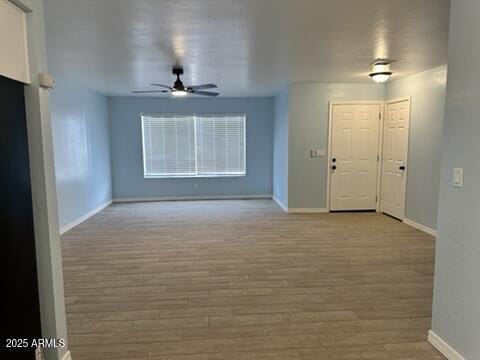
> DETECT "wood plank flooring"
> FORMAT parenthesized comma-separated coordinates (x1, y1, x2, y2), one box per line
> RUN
(61, 200, 444, 360)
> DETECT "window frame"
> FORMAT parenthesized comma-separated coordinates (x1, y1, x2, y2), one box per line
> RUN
(141, 113, 247, 179)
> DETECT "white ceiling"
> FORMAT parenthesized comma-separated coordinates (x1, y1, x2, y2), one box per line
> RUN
(44, 0, 450, 97)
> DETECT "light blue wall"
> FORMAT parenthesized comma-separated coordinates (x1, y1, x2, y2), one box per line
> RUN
(108, 97, 273, 199)
(273, 88, 290, 207)
(288, 83, 385, 209)
(50, 76, 112, 229)
(386, 66, 447, 230)
(432, 1, 480, 358)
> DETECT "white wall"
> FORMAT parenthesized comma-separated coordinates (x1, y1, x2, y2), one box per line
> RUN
(386, 66, 447, 230)
(432, 0, 480, 358)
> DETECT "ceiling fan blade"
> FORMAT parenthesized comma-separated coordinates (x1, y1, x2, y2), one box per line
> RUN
(150, 83, 173, 89)
(190, 90, 220, 97)
(188, 83, 218, 90)
(132, 90, 169, 94)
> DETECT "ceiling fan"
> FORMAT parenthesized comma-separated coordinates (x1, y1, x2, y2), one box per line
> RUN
(132, 67, 219, 97)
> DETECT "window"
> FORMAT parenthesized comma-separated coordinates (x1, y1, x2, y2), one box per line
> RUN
(142, 114, 246, 178)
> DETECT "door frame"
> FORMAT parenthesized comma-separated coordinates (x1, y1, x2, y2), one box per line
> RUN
(6, 0, 71, 358)
(379, 96, 411, 219)
(327, 101, 385, 212)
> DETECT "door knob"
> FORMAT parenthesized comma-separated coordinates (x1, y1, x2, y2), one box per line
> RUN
(332, 165, 337, 170)
(399, 166, 406, 171)
(332, 158, 337, 163)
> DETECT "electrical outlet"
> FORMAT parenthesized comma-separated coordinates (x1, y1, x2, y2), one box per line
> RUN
(35, 347, 44, 360)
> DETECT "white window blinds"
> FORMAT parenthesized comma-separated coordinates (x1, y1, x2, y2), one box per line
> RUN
(142, 114, 246, 178)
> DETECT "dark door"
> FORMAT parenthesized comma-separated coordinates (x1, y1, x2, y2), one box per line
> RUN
(0, 75, 42, 359)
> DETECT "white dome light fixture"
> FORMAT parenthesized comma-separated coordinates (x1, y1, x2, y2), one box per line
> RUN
(171, 89, 188, 97)
(369, 59, 396, 83)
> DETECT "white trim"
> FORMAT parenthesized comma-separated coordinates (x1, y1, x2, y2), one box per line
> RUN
(428, 331, 465, 360)
(60, 200, 112, 235)
(273, 196, 288, 212)
(61, 350, 72, 360)
(287, 208, 329, 214)
(326, 100, 385, 105)
(403, 218, 437, 237)
(273, 197, 328, 214)
(113, 194, 273, 203)
(386, 96, 411, 105)
(327, 100, 384, 212)
(326, 101, 334, 211)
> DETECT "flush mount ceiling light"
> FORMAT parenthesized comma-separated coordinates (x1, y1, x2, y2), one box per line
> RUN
(369, 59, 396, 83)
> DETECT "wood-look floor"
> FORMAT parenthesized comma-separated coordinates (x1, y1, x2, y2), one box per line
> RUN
(61, 200, 444, 360)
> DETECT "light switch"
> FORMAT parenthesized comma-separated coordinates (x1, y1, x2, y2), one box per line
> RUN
(310, 149, 326, 158)
(315, 149, 326, 157)
(453, 168, 463, 188)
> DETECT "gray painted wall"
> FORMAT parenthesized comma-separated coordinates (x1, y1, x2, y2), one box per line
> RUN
(50, 77, 112, 229)
(108, 97, 273, 199)
(386, 66, 447, 230)
(288, 83, 385, 209)
(432, 0, 480, 358)
(273, 88, 289, 207)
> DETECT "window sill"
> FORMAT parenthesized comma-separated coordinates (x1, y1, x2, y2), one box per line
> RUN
(144, 174, 247, 179)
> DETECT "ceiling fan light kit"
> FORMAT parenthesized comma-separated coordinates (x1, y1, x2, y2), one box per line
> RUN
(369, 59, 396, 83)
(132, 66, 220, 97)
(172, 90, 188, 97)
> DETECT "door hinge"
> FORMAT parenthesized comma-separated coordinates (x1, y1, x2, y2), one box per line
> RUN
(377, 154, 380, 162)
(376, 195, 378, 203)
(379, 112, 382, 120)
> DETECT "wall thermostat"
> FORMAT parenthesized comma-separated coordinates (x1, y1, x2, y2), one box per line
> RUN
(38, 72, 55, 89)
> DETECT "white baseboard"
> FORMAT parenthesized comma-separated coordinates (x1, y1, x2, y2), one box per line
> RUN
(272, 197, 328, 214)
(403, 218, 437, 237)
(61, 350, 72, 360)
(113, 194, 273, 203)
(288, 208, 329, 213)
(273, 196, 288, 212)
(428, 330, 465, 360)
(60, 200, 112, 235)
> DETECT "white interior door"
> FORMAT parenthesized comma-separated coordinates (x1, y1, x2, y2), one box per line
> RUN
(329, 103, 381, 211)
(381, 98, 411, 220)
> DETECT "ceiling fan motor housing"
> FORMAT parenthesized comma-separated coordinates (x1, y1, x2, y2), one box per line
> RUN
(173, 67, 185, 90)
(172, 67, 184, 76)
